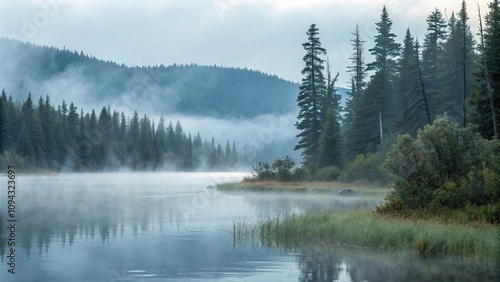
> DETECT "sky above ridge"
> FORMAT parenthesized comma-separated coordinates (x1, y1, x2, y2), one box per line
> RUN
(0, 0, 490, 88)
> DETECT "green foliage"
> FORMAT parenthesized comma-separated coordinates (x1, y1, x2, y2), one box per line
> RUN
(252, 161, 274, 180)
(471, 0, 500, 138)
(271, 156, 295, 181)
(252, 156, 296, 181)
(366, 6, 401, 73)
(318, 107, 343, 168)
(0, 151, 27, 171)
(0, 92, 239, 171)
(235, 210, 499, 258)
(339, 152, 387, 184)
(295, 24, 327, 170)
(315, 166, 341, 181)
(382, 117, 500, 222)
(343, 25, 368, 161)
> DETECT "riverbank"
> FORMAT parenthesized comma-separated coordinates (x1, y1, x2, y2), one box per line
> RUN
(221, 181, 500, 259)
(234, 210, 500, 259)
(216, 180, 387, 197)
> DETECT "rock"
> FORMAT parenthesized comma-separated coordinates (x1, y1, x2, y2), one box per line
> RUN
(338, 188, 357, 197)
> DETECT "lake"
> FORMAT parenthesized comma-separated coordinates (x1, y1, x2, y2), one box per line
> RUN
(0, 172, 498, 281)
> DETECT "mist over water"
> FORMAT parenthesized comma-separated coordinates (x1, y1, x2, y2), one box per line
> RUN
(0, 172, 497, 282)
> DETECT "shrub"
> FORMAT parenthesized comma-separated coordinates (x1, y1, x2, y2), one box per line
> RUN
(383, 116, 500, 211)
(315, 165, 341, 181)
(252, 161, 274, 180)
(0, 151, 27, 172)
(251, 156, 296, 181)
(271, 156, 295, 182)
(339, 152, 387, 184)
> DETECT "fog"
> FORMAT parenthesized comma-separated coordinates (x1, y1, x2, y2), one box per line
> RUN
(2, 172, 496, 281)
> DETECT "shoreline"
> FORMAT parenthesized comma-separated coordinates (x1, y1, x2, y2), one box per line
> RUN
(222, 180, 500, 259)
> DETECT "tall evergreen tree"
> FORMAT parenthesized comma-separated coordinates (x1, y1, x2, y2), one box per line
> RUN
(396, 30, 431, 135)
(471, 0, 500, 138)
(356, 6, 400, 152)
(422, 8, 447, 118)
(17, 123, 35, 167)
(344, 25, 367, 161)
(318, 66, 343, 168)
(96, 107, 111, 168)
(0, 90, 4, 154)
(295, 24, 327, 170)
(318, 107, 343, 168)
(438, 9, 476, 124)
(366, 6, 401, 74)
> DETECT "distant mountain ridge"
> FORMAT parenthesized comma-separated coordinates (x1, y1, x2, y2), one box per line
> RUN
(0, 38, 350, 118)
(0, 38, 303, 118)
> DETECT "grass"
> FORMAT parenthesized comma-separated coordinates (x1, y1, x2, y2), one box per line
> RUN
(224, 180, 500, 259)
(233, 210, 500, 259)
(216, 180, 388, 197)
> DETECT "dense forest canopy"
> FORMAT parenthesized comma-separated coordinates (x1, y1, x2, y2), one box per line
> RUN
(294, 1, 500, 174)
(0, 91, 238, 171)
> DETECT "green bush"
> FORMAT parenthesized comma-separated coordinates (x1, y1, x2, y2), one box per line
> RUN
(251, 156, 296, 181)
(252, 161, 274, 180)
(315, 165, 341, 181)
(339, 152, 387, 184)
(271, 156, 295, 181)
(0, 151, 27, 172)
(383, 116, 500, 213)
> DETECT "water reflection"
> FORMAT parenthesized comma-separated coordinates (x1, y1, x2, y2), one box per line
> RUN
(243, 192, 380, 218)
(0, 173, 497, 282)
(1, 173, 229, 257)
(289, 244, 500, 282)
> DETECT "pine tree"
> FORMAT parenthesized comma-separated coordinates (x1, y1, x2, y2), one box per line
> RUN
(318, 107, 343, 168)
(68, 102, 79, 141)
(366, 6, 401, 74)
(396, 30, 431, 135)
(183, 133, 193, 169)
(347, 24, 367, 99)
(154, 115, 167, 166)
(459, 0, 471, 127)
(318, 65, 343, 168)
(231, 140, 238, 167)
(471, 0, 500, 138)
(17, 123, 35, 167)
(344, 25, 368, 161)
(367, 6, 401, 135)
(96, 107, 111, 168)
(192, 132, 202, 167)
(355, 6, 400, 151)
(224, 140, 231, 167)
(295, 24, 327, 170)
(422, 8, 447, 119)
(0, 90, 4, 154)
(438, 8, 476, 124)
(139, 115, 154, 168)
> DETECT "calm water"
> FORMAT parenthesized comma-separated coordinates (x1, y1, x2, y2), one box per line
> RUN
(0, 172, 498, 282)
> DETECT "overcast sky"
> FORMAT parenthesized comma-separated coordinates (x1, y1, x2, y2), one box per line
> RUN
(0, 0, 489, 88)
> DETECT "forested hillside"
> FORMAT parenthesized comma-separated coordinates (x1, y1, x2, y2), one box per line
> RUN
(0, 91, 238, 171)
(0, 38, 299, 118)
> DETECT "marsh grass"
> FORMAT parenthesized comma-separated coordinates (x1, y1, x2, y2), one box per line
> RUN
(217, 181, 387, 197)
(233, 211, 500, 258)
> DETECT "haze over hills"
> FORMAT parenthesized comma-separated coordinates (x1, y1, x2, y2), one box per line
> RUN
(0, 38, 349, 118)
(0, 38, 349, 164)
(0, 38, 304, 119)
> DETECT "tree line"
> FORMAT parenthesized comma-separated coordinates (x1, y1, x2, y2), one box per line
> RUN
(294, 1, 500, 174)
(281, 1, 500, 222)
(0, 91, 238, 171)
